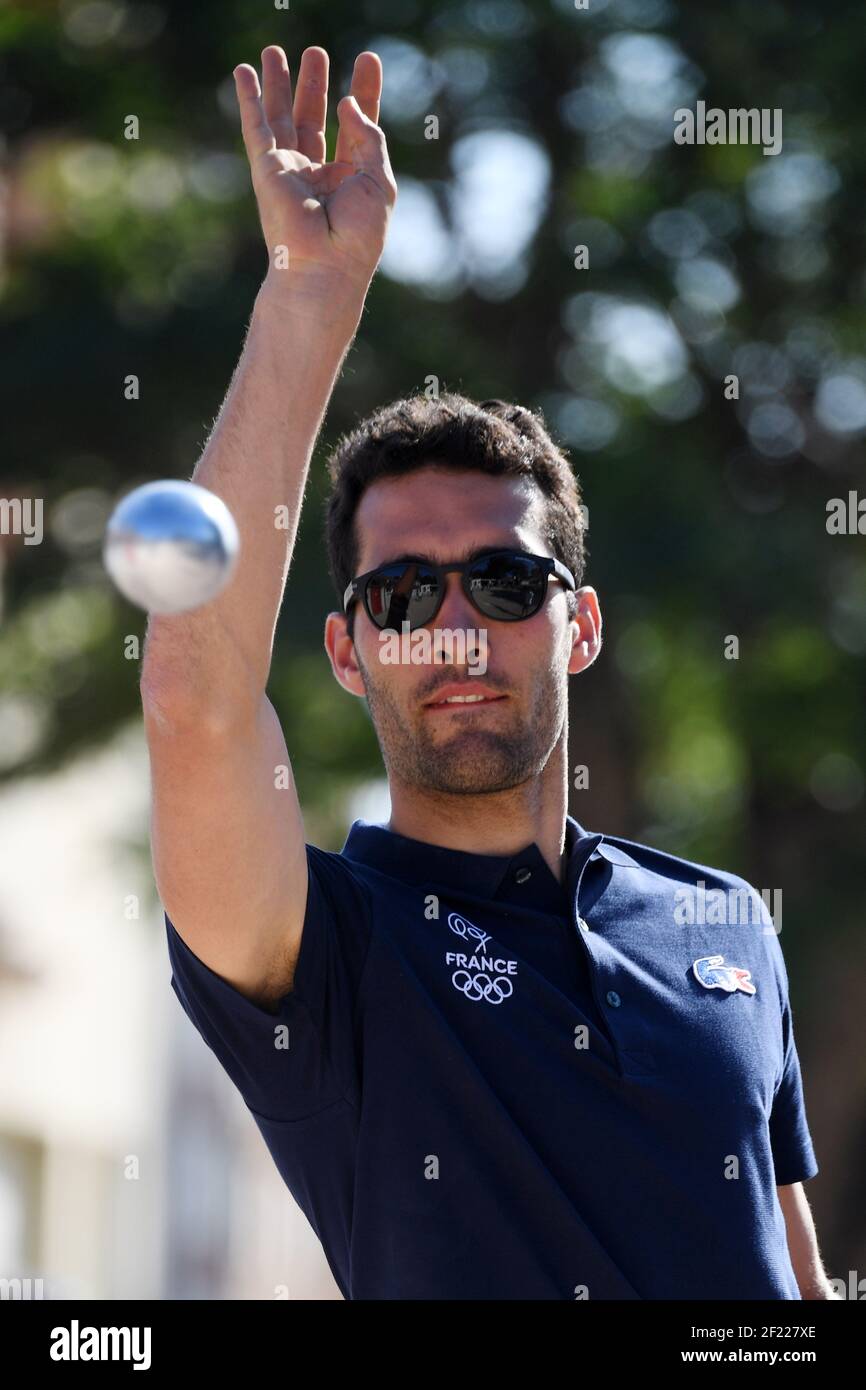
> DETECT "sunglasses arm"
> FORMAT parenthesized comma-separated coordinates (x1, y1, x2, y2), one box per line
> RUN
(551, 558, 577, 591)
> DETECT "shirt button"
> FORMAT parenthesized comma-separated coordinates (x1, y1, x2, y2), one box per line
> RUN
(515, 867, 532, 884)
(606, 990, 622, 1008)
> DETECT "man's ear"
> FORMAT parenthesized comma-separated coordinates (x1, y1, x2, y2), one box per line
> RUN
(567, 587, 602, 676)
(324, 611, 367, 698)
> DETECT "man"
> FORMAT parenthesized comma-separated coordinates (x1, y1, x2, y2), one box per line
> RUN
(141, 45, 835, 1300)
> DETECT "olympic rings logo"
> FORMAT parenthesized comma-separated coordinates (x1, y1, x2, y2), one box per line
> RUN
(451, 970, 514, 1005)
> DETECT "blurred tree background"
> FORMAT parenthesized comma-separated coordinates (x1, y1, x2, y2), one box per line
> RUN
(0, 0, 863, 1281)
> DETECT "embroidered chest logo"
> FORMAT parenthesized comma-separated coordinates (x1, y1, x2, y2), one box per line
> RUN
(693, 953, 756, 996)
(444, 911, 518, 1005)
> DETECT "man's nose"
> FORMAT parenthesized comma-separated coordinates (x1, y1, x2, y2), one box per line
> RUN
(433, 572, 476, 629)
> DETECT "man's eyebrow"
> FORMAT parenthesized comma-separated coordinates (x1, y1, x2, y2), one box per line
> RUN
(368, 544, 520, 569)
(372, 552, 432, 568)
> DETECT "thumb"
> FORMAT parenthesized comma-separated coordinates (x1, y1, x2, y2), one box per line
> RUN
(335, 95, 395, 197)
(337, 92, 367, 129)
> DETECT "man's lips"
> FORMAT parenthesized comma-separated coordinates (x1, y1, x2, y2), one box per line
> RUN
(422, 682, 508, 712)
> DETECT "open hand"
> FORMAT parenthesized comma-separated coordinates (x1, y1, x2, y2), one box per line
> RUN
(233, 46, 397, 293)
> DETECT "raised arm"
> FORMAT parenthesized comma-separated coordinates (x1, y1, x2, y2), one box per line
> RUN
(140, 45, 396, 1008)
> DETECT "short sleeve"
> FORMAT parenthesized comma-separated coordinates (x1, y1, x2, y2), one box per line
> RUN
(165, 843, 373, 1123)
(769, 996, 819, 1186)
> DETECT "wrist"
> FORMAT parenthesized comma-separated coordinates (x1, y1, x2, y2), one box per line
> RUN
(255, 263, 370, 333)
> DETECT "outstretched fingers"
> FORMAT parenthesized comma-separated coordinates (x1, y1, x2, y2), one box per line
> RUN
(335, 52, 383, 166)
(350, 50, 382, 125)
(261, 45, 297, 151)
(293, 46, 329, 162)
(233, 63, 277, 164)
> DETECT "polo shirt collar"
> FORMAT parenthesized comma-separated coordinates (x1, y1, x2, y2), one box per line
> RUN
(341, 813, 603, 904)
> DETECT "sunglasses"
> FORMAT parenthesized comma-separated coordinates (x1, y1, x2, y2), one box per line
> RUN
(343, 549, 577, 632)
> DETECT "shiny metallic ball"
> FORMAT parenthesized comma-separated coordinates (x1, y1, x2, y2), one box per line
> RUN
(103, 480, 240, 614)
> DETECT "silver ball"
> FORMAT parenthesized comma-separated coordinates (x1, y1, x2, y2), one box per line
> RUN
(103, 480, 240, 614)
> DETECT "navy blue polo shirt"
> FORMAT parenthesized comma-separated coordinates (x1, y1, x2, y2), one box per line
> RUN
(165, 815, 818, 1300)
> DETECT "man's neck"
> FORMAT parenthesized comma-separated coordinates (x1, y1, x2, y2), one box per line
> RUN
(386, 756, 570, 886)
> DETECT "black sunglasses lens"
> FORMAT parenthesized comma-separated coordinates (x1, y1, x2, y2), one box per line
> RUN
(468, 553, 547, 620)
(365, 562, 440, 630)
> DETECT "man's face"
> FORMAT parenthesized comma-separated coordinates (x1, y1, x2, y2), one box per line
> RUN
(325, 466, 600, 796)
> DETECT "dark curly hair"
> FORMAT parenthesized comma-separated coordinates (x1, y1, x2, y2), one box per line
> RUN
(325, 391, 587, 637)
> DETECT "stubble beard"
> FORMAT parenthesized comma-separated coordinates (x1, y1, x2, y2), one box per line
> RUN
(357, 652, 567, 796)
